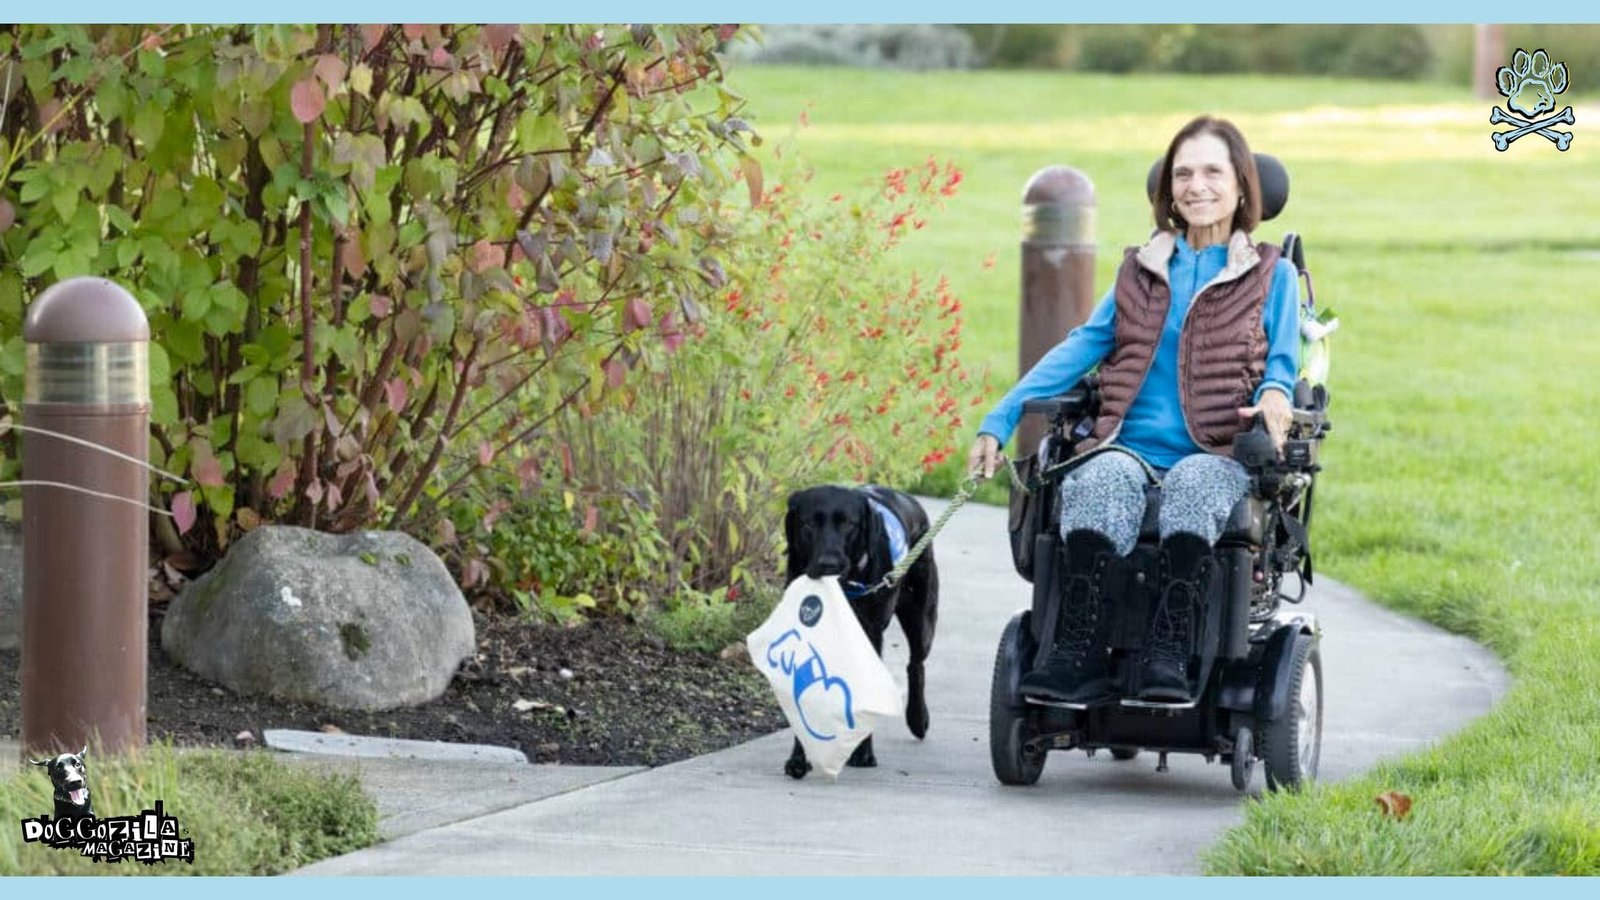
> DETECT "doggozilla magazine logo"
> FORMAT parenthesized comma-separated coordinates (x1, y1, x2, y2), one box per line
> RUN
(19, 747, 196, 865)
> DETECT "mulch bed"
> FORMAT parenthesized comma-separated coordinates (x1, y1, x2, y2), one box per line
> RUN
(0, 609, 782, 767)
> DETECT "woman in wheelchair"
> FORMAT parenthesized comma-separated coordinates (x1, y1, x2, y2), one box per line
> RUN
(968, 115, 1300, 708)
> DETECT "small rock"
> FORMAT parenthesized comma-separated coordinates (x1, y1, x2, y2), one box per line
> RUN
(233, 730, 257, 748)
(537, 742, 560, 754)
(718, 642, 745, 661)
(558, 667, 574, 680)
(320, 723, 346, 735)
(513, 698, 552, 713)
(210, 687, 225, 696)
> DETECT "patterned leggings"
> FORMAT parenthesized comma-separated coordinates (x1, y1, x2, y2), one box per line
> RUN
(1057, 448, 1250, 557)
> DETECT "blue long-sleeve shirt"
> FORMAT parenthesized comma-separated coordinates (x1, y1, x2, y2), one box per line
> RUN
(978, 234, 1300, 470)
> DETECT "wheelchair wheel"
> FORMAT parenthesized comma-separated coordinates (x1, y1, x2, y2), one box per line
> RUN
(990, 611, 1046, 786)
(1230, 726, 1255, 792)
(1261, 633, 1322, 792)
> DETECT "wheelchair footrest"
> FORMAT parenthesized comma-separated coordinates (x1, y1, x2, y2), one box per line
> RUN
(1023, 695, 1092, 710)
(1119, 697, 1200, 711)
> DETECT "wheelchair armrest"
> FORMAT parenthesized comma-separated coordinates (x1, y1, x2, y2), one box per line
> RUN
(1020, 377, 1101, 440)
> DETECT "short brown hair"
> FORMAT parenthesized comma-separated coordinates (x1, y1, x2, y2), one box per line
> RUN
(1152, 116, 1261, 236)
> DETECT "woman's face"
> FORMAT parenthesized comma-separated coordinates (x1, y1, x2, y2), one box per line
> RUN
(1171, 132, 1240, 234)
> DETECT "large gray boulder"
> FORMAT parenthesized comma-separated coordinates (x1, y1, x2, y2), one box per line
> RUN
(0, 523, 19, 652)
(161, 526, 475, 711)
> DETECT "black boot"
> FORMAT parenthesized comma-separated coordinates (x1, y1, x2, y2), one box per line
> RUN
(1136, 532, 1216, 702)
(1020, 531, 1118, 704)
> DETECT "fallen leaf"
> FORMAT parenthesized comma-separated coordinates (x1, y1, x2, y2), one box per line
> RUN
(513, 698, 552, 713)
(0, 198, 14, 233)
(319, 724, 345, 735)
(718, 642, 745, 661)
(233, 730, 257, 748)
(236, 507, 262, 532)
(1375, 790, 1413, 821)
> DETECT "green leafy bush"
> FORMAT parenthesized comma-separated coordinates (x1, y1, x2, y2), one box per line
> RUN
(0, 24, 753, 566)
(1076, 26, 1153, 74)
(960, 25, 1068, 69)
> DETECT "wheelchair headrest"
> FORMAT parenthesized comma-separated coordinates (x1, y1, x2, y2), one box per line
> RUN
(1146, 152, 1289, 222)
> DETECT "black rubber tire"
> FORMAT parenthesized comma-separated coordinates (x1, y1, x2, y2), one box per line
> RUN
(1110, 748, 1140, 761)
(1230, 726, 1255, 792)
(1261, 634, 1322, 792)
(990, 613, 1045, 786)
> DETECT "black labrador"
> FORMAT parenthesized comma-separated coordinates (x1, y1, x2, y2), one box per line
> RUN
(782, 484, 939, 779)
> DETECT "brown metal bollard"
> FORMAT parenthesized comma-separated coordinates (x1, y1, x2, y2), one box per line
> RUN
(21, 277, 150, 759)
(1018, 167, 1096, 456)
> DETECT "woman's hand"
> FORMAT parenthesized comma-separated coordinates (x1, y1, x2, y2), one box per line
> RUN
(1238, 389, 1293, 453)
(968, 434, 1003, 480)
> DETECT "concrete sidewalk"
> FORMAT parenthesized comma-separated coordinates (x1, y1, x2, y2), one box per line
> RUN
(294, 496, 1510, 876)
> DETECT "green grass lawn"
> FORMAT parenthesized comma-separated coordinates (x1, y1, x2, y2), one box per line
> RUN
(726, 64, 1600, 874)
(0, 744, 378, 875)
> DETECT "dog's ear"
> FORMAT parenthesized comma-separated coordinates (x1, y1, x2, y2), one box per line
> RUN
(862, 494, 892, 580)
(784, 494, 804, 581)
(78, 745, 88, 760)
(29, 758, 49, 768)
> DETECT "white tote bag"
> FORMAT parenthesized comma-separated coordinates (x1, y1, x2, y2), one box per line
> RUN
(747, 576, 902, 778)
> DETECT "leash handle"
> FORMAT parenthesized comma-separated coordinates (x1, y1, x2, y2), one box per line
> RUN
(866, 474, 981, 595)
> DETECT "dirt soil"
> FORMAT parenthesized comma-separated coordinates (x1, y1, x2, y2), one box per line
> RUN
(0, 609, 782, 767)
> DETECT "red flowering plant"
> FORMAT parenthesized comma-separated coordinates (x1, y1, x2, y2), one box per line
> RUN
(547, 148, 987, 634)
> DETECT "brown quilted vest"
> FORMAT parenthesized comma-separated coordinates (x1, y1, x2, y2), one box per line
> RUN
(1077, 230, 1281, 458)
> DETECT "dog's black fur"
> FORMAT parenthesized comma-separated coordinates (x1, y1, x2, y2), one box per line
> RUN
(31, 746, 93, 819)
(782, 484, 939, 779)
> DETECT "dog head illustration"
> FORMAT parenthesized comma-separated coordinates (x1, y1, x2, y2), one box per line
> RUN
(31, 746, 93, 818)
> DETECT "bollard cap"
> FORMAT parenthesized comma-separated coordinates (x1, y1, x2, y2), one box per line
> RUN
(1023, 166, 1095, 207)
(24, 277, 149, 344)
(1023, 167, 1096, 246)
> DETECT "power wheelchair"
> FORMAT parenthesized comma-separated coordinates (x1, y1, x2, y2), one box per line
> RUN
(988, 154, 1333, 793)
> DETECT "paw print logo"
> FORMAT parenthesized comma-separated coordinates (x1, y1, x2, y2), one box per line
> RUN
(1490, 48, 1574, 151)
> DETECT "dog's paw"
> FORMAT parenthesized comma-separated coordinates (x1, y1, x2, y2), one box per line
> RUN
(906, 699, 929, 740)
(846, 743, 877, 768)
(784, 757, 812, 780)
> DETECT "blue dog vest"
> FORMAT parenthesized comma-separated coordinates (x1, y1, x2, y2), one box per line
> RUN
(842, 498, 908, 599)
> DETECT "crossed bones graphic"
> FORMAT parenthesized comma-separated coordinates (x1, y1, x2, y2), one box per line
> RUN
(1490, 105, 1575, 151)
